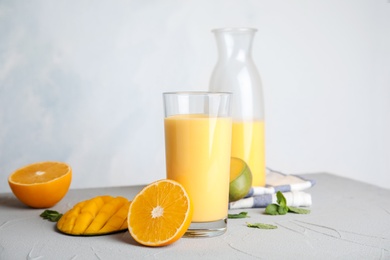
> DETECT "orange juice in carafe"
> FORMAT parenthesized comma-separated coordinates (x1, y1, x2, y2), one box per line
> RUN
(231, 120, 265, 186)
(209, 28, 266, 186)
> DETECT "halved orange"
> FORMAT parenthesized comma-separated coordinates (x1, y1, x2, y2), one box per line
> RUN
(128, 179, 193, 247)
(8, 161, 72, 208)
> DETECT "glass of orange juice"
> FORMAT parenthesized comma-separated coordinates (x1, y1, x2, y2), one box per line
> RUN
(163, 92, 232, 237)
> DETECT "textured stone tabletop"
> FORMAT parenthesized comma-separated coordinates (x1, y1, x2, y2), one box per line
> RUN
(1, 173, 389, 259)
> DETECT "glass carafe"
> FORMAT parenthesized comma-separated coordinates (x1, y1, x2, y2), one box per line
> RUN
(209, 28, 266, 186)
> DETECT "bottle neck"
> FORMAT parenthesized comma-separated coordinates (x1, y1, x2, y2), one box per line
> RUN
(213, 28, 256, 61)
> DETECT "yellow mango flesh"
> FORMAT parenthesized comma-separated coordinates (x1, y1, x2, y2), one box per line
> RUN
(57, 195, 131, 236)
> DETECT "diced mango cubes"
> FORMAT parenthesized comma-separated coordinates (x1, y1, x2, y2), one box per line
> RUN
(57, 195, 130, 235)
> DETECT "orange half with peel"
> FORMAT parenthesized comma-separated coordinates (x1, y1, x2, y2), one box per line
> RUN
(8, 161, 72, 208)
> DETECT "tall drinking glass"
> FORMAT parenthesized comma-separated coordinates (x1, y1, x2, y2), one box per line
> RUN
(163, 92, 232, 237)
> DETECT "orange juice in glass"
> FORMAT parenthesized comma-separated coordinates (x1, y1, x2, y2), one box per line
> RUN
(163, 92, 232, 237)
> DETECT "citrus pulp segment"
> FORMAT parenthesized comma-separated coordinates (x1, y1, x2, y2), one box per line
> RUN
(128, 179, 193, 247)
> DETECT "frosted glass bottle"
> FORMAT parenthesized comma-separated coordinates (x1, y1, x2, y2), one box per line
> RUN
(209, 28, 266, 186)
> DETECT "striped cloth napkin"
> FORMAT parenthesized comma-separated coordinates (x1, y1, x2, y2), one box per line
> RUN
(229, 169, 315, 209)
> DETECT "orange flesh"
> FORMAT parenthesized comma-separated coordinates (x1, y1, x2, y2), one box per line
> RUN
(128, 179, 193, 247)
(9, 162, 69, 185)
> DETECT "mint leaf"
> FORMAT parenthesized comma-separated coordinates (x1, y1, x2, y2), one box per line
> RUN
(277, 205, 288, 215)
(288, 207, 311, 214)
(40, 210, 63, 222)
(228, 212, 249, 219)
(276, 191, 287, 208)
(247, 222, 277, 229)
(265, 192, 310, 215)
(265, 203, 288, 215)
(265, 191, 288, 215)
(265, 204, 279, 215)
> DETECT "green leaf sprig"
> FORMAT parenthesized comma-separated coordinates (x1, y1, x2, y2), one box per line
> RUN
(228, 211, 249, 219)
(40, 210, 63, 222)
(246, 222, 277, 229)
(265, 191, 310, 215)
(288, 206, 311, 214)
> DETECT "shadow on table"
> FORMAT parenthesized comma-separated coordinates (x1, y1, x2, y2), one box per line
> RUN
(110, 230, 140, 246)
(0, 194, 28, 209)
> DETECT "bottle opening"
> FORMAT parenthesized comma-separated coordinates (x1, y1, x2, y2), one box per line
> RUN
(211, 28, 257, 34)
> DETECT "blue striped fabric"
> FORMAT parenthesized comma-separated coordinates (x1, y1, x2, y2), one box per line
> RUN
(229, 169, 315, 209)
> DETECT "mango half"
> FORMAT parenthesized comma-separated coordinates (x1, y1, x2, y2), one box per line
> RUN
(229, 157, 253, 202)
(57, 195, 130, 236)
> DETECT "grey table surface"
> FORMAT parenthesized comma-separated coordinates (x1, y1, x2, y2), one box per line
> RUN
(0, 173, 389, 260)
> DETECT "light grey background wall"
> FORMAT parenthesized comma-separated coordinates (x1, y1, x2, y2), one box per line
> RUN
(1, 0, 389, 192)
